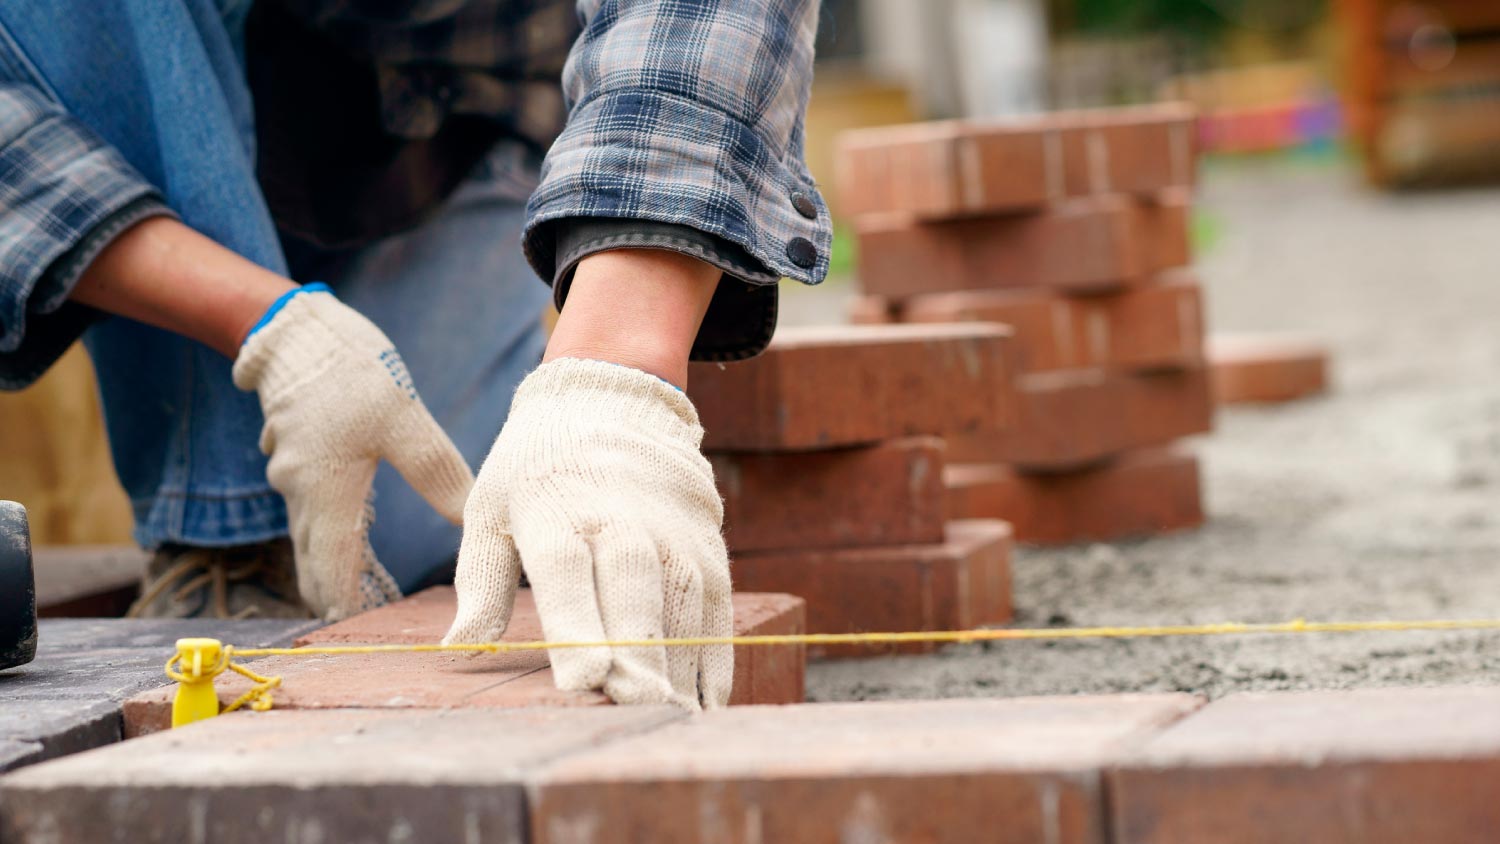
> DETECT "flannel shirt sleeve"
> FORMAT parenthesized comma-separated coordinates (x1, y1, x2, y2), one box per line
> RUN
(522, 0, 829, 294)
(0, 82, 174, 389)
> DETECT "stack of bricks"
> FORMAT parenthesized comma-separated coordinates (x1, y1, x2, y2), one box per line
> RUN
(839, 104, 1214, 545)
(684, 324, 1018, 656)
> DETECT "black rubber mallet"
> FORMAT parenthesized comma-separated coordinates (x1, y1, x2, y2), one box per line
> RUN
(0, 500, 37, 671)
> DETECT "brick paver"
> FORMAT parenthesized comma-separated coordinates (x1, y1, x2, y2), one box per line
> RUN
(900, 274, 1204, 373)
(730, 519, 1012, 657)
(947, 367, 1213, 470)
(1111, 687, 1500, 843)
(713, 437, 947, 553)
(946, 448, 1204, 544)
(688, 324, 1016, 451)
(856, 196, 1154, 298)
(1208, 333, 1329, 404)
(531, 694, 1202, 844)
(838, 104, 1195, 218)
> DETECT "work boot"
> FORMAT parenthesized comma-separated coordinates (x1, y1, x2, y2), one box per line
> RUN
(126, 539, 313, 620)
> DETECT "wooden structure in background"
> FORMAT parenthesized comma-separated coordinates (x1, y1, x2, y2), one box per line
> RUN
(1337, 0, 1500, 185)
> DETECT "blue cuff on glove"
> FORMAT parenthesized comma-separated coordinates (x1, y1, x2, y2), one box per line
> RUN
(245, 282, 333, 342)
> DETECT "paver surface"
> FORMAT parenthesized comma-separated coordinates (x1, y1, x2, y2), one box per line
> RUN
(531, 694, 1200, 844)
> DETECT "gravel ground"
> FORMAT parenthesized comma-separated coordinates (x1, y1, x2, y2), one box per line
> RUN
(790, 157, 1500, 701)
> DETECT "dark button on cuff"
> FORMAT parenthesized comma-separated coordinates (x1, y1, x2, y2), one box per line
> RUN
(786, 237, 818, 269)
(790, 190, 818, 219)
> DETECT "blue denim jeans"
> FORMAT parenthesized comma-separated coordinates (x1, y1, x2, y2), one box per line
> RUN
(0, 0, 548, 590)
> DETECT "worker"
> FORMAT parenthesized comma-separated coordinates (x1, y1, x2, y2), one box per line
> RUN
(0, 0, 828, 709)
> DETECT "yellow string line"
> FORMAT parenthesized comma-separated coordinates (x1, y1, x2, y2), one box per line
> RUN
(220, 661, 281, 715)
(226, 617, 1500, 659)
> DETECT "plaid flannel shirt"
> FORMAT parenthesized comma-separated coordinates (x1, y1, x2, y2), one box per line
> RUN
(0, 84, 172, 388)
(0, 0, 827, 385)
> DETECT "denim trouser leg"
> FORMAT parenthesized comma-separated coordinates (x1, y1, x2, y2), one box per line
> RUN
(0, 0, 288, 547)
(286, 147, 550, 592)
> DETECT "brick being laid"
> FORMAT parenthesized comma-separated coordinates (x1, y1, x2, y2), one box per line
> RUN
(687, 324, 1017, 452)
(121, 588, 806, 737)
(946, 367, 1214, 471)
(713, 437, 947, 553)
(837, 103, 1197, 219)
(900, 272, 1205, 374)
(730, 519, 1013, 658)
(946, 447, 1204, 544)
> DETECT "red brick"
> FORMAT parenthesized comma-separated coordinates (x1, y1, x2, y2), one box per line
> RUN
(901, 273, 1205, 373)
(724, 592, 806, 707)
(1058, 104, 1198, 198)
(713, 437, 946, 553)
(1208, 334, 1329, 404)
(1111, 687, 1500, 843)
(836, 119, 1057, 218)
(947, 367, 1214, 470)
(687, 324, 1016, 451)
(946, 448, 1204, 544)
(531, 694, 1202, 844)
(856, 196, 1148, 299)
(1137, 189, 1193, 274)
(122, 590, 805, 736)
(295, 583, 509, 645)
(836, 104, 1197, 219)
(730, 519, 1012, 658)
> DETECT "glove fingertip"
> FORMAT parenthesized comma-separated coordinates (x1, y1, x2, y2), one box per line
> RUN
(441, 616, 503, 647)
(549, 647, 612, 693)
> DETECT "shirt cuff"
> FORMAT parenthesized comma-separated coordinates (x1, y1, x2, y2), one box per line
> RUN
(549, 217, 779, 362)
(0, 197, 175, 389)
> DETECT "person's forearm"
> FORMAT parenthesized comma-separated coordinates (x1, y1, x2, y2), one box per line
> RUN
(69, 216, 295, 358)
(544, 249, 720, 388)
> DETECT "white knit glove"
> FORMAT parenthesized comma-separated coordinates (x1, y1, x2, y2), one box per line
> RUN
(232, 285, 475, 620)
(443, 358, 733, 710)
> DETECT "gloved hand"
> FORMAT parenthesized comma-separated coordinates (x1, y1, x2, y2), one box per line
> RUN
(443, 357, 733, 710)
(232, 284, 475, 620)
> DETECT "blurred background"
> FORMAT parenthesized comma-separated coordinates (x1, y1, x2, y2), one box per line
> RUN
(800, 0, 1498, 270)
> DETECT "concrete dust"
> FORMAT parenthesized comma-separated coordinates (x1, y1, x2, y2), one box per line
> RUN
(795, 159, 1500, 701)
